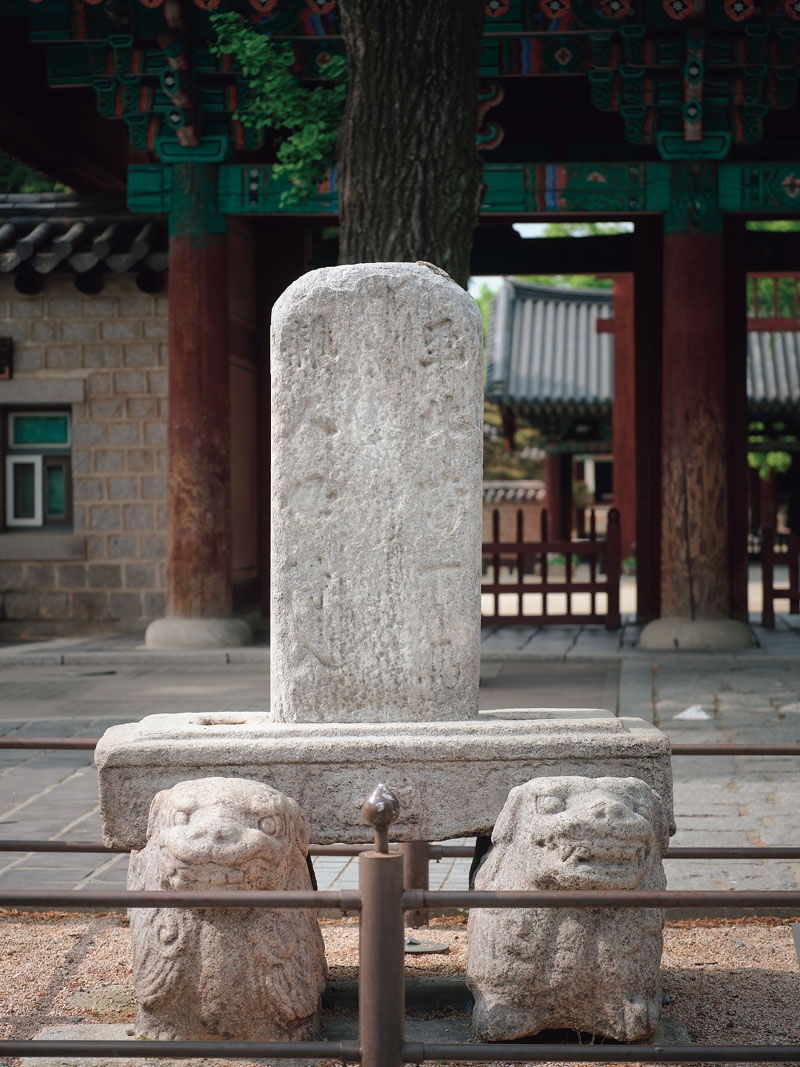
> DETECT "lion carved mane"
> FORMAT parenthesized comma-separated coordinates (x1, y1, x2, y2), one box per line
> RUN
(128, 777, 327, 1042)
(466, 775, 670, 1042)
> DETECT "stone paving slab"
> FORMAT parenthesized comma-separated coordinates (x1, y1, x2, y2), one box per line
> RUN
(476, 659, 620, 713)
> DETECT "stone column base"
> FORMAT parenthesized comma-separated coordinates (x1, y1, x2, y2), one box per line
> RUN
(638, 617, 753, 652)
(145, 617, 253, 649)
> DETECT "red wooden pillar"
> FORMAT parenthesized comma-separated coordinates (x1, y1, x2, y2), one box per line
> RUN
(633, 217, 663, 624)
(611, 274, 636, 561)
(545, 451, 572, 541)
(640, 163, 750, 649)
(660, 228, 729, 617)
(146, 164, 250, 647)
(723, 216, 750, 622)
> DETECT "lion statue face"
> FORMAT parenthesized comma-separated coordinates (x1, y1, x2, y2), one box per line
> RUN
(128, 778, 326, 1044)
(488, 775, 669, 891)
(141, 777, 311, 892)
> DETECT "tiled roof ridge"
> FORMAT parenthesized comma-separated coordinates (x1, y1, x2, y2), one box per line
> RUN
(0, 192, 134, 219)
(0, 197, 167, 292)
(506, 278, 613, 304)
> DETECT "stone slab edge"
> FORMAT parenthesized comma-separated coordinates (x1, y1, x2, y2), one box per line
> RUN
(96, 712, 674, 849)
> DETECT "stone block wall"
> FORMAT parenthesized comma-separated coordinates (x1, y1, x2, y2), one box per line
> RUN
(0, 275, 168, 636)
(482, 483, 546, 544)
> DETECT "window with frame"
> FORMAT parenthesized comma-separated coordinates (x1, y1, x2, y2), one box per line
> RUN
(4, 410, 72, 528)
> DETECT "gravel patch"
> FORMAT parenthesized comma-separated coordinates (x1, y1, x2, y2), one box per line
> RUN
(0, 911, 797, 1066)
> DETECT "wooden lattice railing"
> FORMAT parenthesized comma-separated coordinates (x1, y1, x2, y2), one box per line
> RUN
(761, 525, 800, 628)
(481, 506, 621, 629)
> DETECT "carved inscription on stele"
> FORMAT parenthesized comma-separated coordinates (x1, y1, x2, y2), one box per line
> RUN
(270, 263, 483, 723)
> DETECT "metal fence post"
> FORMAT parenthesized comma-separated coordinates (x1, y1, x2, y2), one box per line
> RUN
(359, 784, 405, 1067)
(399, 841, 430, 926)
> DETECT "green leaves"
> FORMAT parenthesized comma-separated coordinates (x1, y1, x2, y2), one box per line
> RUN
(0, 151, 69, 193)
(747, 450, 794, 479)
(209, 12, 346, 207)
(748, 420, 796, 479)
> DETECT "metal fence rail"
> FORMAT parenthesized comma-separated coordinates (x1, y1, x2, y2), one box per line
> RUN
(0, 1038, 362, 1061)
(0, 881, 799, 1066)
(2, 1039, 799, 1063)
(3, 839, 800, 861)
(400, 1045, 800, 1063)
(4, 740, 797, 755)
(0, 744, 799, 1064)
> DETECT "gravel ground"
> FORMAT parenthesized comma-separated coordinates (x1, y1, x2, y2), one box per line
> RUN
(0, 911, 797, 1067)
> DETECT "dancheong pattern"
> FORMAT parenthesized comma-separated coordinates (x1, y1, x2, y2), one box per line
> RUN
(7, 0, 800, 166)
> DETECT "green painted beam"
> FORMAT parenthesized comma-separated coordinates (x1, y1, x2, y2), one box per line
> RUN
(128, 160, 800, 218)
(719, 163, 800, 213)
(216, 164, 337, 216)
(210, 162, 671, 217)
(128, 166, 173, 215)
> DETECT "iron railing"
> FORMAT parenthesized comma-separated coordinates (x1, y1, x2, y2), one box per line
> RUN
(1, 844, 800, 1064)
(0, 741, 799, 1064)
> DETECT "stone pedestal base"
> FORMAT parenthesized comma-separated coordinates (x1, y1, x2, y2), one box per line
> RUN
(638, 617, 753, 652)
(95, 710, 674, 850)
(144, 617, 252, 649)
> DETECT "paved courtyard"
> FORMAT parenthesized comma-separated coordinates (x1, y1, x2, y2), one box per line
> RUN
(0, 609, 798, 901)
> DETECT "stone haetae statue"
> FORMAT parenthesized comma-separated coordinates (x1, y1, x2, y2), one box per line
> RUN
(128, 777, 327, 1041)
(466, 775, 669, 1042)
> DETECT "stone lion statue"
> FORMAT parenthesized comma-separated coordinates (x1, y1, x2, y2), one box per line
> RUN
(128, 777, 327, 1042)
(466, 775, 670, 1042)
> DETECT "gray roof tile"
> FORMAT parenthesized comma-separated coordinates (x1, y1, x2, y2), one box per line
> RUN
(488, 278, 800, 415)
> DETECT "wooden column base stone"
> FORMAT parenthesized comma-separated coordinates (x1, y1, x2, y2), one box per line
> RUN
(638, 617, 752, 651)
(145, 616, 252, 649)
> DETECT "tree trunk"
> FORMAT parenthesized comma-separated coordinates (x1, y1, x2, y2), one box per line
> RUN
(337, 0, 484, 289)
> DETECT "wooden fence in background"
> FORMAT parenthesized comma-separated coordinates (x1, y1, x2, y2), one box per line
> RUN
(481, 506, 621, 629)
(761, 526, 800, 628)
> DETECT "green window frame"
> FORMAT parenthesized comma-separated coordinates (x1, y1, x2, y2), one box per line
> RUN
(4, 410, 72, 529)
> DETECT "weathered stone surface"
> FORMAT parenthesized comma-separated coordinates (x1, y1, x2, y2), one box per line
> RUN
(270, 262, 484, 723)
(95, 711, 674, 849)
(128, 777, 326, 1041)
(466, 776, 669, 1042)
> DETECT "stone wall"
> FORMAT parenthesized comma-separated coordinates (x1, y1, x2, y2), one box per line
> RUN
(0, 274, 168, 636)
(482, 482, 546, 544)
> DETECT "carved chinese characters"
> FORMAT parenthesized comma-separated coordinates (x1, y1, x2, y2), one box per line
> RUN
(270, 263, 483, 722)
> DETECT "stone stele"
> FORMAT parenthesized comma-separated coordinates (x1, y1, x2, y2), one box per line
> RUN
(95, 711, 674, 850)
(466, 775, 669, 1043)
(128, 777, 326, 1042)
(270, 262, 484, 723)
